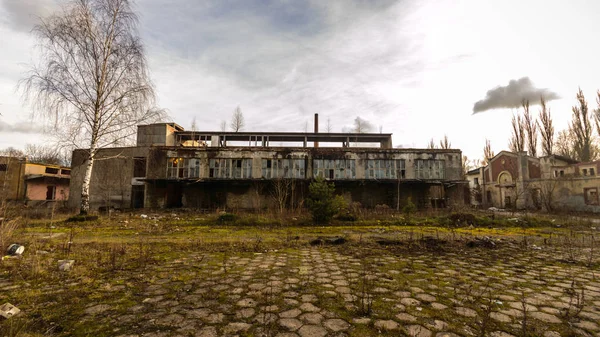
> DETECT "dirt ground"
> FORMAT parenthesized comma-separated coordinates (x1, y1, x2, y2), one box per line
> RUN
(1, 212, 599, 337)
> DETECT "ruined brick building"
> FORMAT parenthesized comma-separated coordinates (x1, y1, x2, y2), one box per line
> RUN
(68, 117, 466, 211)
(466, 151, 600, 212)
(0, 156, 70, 206)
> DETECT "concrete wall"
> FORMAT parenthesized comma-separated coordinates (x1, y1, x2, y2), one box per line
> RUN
(137, 124, 180, 147)
(0, 156, 26, 200)
(69, 147, 150, 210)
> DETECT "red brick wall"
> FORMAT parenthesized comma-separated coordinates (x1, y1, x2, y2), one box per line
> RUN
(528, 160, 541, 179)
(490, 154, 519, 183)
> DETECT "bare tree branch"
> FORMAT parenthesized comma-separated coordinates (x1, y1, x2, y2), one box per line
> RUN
(570, 88, 595, 161)
(522, 100, 538, 157)
(538, 96, 554, 156)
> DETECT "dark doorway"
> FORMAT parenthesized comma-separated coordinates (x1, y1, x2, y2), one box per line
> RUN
(46, 186, 55, 200)
(166, 184, 183, 208)
(131, 185, 145, 208)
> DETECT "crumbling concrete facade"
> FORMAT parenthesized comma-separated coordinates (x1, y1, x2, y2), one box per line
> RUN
(0, 156, 70, 206)
(470, 151, 600, 212)
(69, 123, 466, 211)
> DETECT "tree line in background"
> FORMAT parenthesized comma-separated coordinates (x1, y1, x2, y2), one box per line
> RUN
(206, 106, 378, 134)
(506, 88, 600, 162)
(0, 144, 71, 167)
(460, 88, 600, 174)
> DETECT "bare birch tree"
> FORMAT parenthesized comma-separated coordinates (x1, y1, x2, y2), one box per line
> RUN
(220, 120, 226, 132)
(21, 0, 164, 214)
(326, 118, 333, 133)
(508, 113, 525, 153)
(230, 106, 244, 132)
(522, 100, 538, 157)
(538, 96, 554, 156)
(570, 88, 595, 161)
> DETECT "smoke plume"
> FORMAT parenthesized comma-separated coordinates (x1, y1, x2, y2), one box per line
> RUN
(472, 77, 559, 114)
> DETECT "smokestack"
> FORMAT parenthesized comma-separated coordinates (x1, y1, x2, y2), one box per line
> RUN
(314, 113, 319, 148)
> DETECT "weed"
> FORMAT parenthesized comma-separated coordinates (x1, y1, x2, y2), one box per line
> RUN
(561, 279, 585, 320)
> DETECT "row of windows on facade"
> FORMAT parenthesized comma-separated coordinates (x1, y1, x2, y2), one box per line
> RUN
(0, 164, 70, 175)
(554, 167, 596, 177)
(164, 158, 446, 180)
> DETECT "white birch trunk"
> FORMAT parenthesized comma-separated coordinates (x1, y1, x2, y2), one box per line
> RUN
(80, 148, 96, 215)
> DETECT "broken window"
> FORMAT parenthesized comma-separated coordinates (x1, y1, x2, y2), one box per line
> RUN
(0, 164, 6, 171)
(313, 159, 355, 179)
(591, 168, 596, 176)
(45, 167, 59, 174)
(60, 169, 71, 175)
(365, 159, 406, 179)
(583, 169, 588, 176)
(133, 157, 147, 177)
(585, 188, 599, 205)
(167, 157, 201, 179)
(209, 159, 251, 178)
(560, 170, 564, 177)
(262, 159, 305, 179)
(414, 159, 445, 180)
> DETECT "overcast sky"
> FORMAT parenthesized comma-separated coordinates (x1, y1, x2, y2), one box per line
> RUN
(1, 0, 600, 163)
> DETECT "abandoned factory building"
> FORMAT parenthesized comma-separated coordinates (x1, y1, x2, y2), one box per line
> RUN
(68, 121, 466, 211)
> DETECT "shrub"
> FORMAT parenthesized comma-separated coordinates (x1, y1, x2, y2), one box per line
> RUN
(217, 213, 237, 223)
(337, 212, 357, 222)
(306, 177, 346, 224)
(448, 212, 477, 227)
(402, 197, 417, 220)
(65, 215, 99, 222)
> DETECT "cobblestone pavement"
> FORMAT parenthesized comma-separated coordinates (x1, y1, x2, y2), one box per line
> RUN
(2, 245, 600, 337)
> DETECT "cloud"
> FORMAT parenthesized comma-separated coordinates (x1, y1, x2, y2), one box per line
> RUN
(472, 77, 560, 114)
(0, 0, 58, 33)
(139, 0, 426, 132)
(0, 119, 43, 133)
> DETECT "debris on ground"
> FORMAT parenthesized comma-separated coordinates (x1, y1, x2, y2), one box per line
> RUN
(0, 302, 20, 319)
(466, 236, 497, 248)
(374, 237, 403, 246)
(58, 259, 75, 271)
(140, 214, 148, 219)
(309, 237, 346, 246)
(6, 244, 24, 256)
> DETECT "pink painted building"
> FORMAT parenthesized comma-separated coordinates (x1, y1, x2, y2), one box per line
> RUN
(0, 157, 70, 206)
(23, 163, 70, 203)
